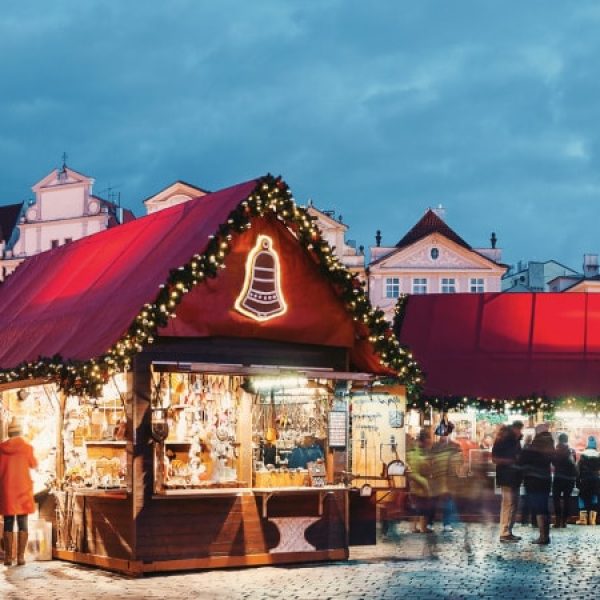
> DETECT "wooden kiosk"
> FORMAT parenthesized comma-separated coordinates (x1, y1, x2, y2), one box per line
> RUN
(0, 176, 421, 574)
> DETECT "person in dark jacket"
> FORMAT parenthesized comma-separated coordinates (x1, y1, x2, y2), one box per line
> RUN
(519, 434, 537, 527)
(492, 420, 524, 543)
(576, 436, 600, 525)
(519, 426, 554, 544)
(552, 432, 577, 528)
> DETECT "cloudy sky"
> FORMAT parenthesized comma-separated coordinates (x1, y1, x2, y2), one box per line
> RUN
(2, 1, 600, 271)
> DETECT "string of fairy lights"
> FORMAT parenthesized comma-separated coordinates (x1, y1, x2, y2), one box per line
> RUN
(0, 175, 423, 398)
(409, 396, 600, 416)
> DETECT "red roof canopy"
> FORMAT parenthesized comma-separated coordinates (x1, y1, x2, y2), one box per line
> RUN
(0, 177, 390, 376)
(397, 292, 600, 398)
(0, 179, 257, 366)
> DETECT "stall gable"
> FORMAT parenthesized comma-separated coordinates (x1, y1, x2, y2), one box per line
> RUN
(161, 217, 356, 349)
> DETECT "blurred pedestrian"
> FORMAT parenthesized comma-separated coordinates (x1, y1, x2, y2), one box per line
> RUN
(0, 419, 38, 566)
(492, 420, 524, 543)
(430, 435, 463, 532)
(519, 434, 537, 527)
(406, 429, 433, 533)
(519, 424, 554, 544)
(552, 432, 577, 528)
(576, 436, 600, 526)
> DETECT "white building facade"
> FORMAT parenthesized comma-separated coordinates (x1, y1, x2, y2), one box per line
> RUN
(368, 208, 506, 319)
(0, 165, 133, 279)
(306, 204, 365, 278)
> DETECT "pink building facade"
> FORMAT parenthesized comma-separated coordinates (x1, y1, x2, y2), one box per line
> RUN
(0, 165, 133, 280)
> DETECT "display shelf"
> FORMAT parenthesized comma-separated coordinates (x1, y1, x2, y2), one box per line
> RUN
(165, 439, 193, 445)
(154, 487, 253, 498)
(69, 488, 129, 499)
(85, 440, 127, 446)
(253, 486, 346, 517)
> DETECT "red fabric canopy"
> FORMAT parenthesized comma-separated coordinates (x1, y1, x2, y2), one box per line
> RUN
(397, 292, 600, 398)
(0, 179, 257, 366)
(0, 177, 389, 375)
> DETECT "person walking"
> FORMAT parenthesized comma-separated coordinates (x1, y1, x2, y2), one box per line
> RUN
(429, 435, 463, 532)
(576, 436, 600, 526)
(552, 433, 577, 528)
(519, 425, 554, 544)
(406, 429, 433, 533)
(0, 419, 38, 566)
(519, 434, 537, 528)
(492, 420, 524, 543)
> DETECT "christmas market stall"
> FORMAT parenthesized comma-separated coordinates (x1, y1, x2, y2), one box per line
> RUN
(395, 292, 600, 515)
(0, 175, 421, 574)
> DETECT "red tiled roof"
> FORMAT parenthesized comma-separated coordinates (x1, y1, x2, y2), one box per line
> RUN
(395, 209, 471, 250)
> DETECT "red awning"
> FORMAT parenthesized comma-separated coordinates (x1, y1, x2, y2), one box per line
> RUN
(396, 292, 600, 398)
(0, 179, 257, 366)
(0, 176, 391, 377)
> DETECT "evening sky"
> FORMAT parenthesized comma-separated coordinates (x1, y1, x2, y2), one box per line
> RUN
(1, 1, 599, 271)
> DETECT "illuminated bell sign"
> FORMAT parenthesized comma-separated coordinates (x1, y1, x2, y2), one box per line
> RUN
(234, 235, 287, 321)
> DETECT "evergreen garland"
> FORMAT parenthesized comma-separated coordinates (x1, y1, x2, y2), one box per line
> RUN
(0, 175, 423, 398)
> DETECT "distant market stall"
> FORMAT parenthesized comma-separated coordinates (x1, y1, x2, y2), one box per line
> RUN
(396, 292, 600, 451)
(0, 175, 420, 574)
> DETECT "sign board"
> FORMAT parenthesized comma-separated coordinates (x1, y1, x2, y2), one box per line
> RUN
(328, 411, 347, 448)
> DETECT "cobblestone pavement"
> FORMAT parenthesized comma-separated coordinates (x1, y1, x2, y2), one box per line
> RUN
(1, 522, 599, 600)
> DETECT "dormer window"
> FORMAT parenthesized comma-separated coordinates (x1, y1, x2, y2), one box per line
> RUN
(430, 247, 439, 260)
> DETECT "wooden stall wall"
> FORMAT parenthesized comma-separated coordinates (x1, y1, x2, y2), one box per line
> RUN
(130, 342, 349, 572)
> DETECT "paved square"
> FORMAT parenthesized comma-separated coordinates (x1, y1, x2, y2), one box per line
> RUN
(1, 523, 597, 599)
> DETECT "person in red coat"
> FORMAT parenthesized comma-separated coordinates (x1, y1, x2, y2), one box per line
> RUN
(0, 419, 38, 566)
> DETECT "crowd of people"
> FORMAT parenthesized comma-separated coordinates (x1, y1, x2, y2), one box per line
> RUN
(405, 416, 600, 546)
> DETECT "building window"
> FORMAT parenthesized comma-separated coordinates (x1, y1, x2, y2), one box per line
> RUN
(51, 239, 59, 249)
(441, 278, 456, 293)
(470, 278, 484, 293)
(430, 247, 439, 260)
(412, 278, 428, 294)
(385, 278, 400, 298)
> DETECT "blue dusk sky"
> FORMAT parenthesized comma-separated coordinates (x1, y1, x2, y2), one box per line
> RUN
(1, 1, 600, 272)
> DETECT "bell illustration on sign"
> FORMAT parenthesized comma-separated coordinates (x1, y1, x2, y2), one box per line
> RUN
(234, 235, 287, 321)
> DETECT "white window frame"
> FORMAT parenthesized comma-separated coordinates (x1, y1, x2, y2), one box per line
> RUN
(470, 278, 485, 293)
(412, 278, 428, 295)
(384, 277, 400, 298)
(441, 278, 456, 293)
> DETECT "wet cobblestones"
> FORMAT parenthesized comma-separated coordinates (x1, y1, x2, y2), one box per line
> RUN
(1, 522, 599, 599)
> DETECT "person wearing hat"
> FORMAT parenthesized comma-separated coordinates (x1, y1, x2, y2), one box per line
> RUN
(576, 436, 600, 526)
(0, 418, 38, 566)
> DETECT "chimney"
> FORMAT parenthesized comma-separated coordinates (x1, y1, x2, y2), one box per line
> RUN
(583, 254, 599, 278)
(432, 204, 446, 221)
